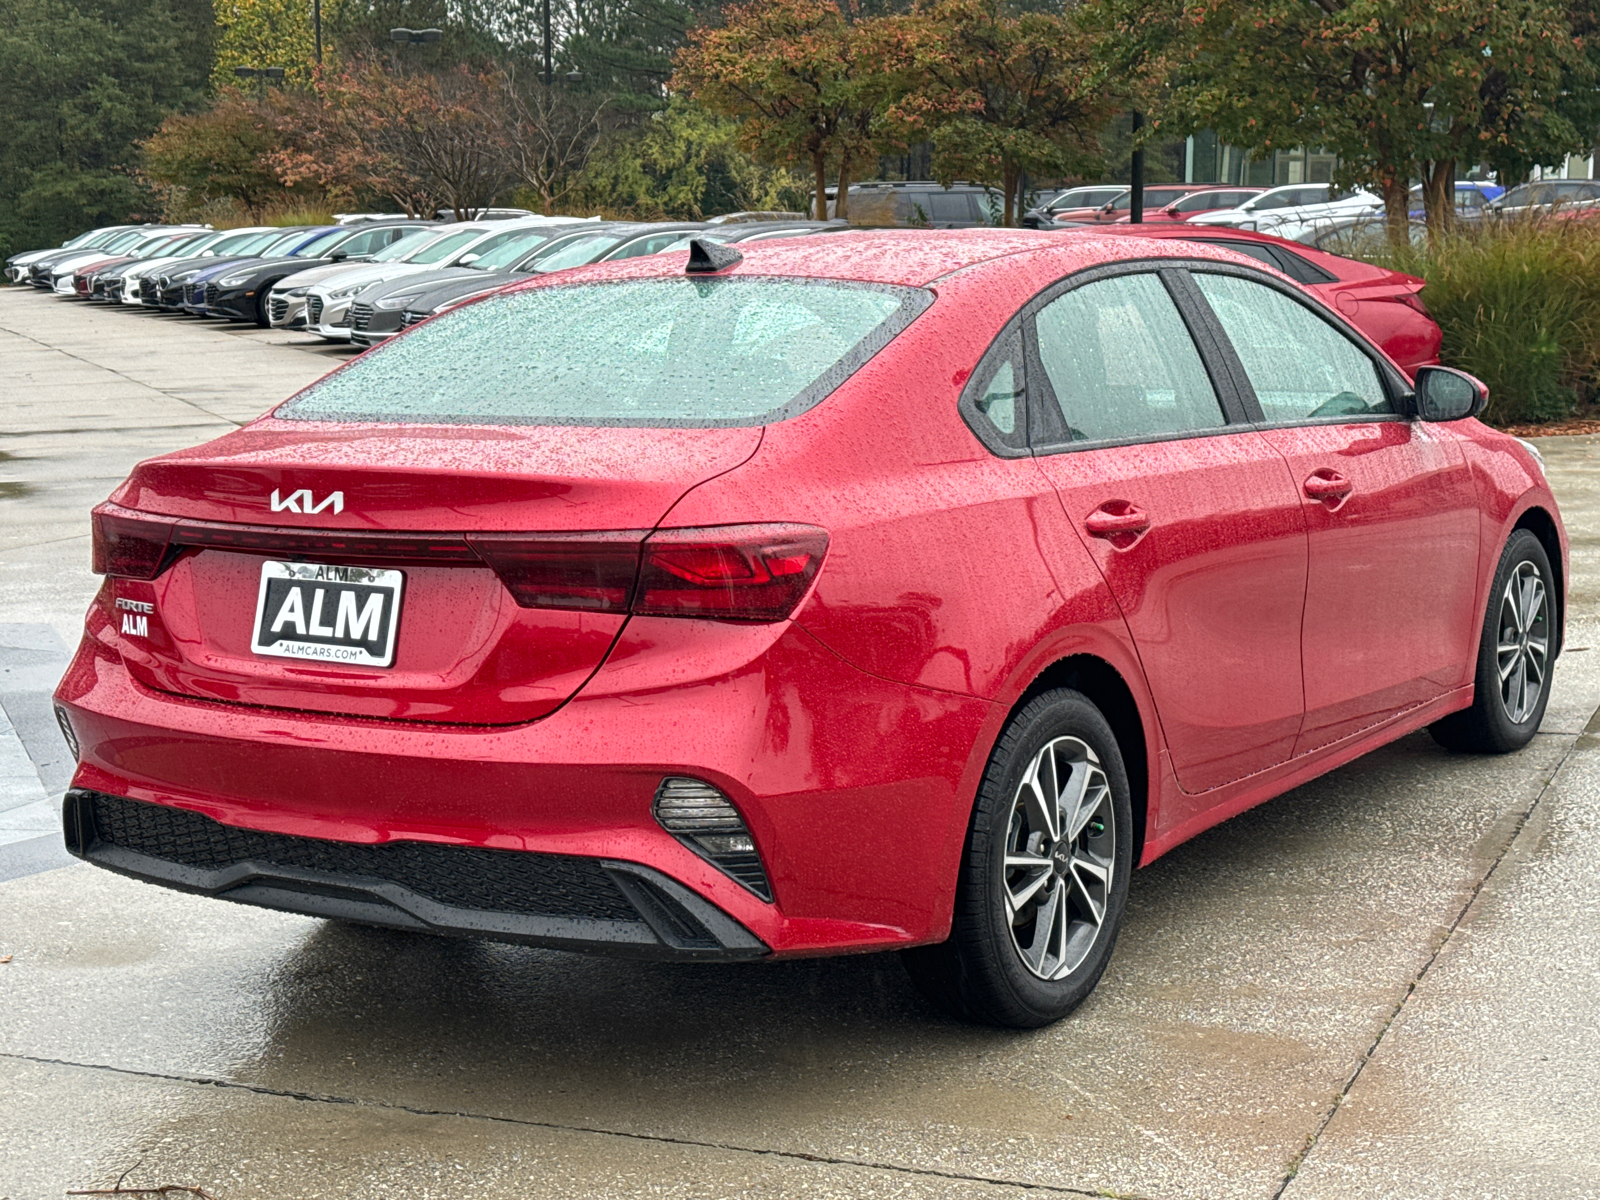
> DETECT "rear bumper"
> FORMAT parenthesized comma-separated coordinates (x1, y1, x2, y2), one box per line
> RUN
(65, 788, 768, 960)
(56, 615, 992, 957)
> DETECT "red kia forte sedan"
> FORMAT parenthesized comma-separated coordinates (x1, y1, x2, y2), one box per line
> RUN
(56, 230, 1565, 1027)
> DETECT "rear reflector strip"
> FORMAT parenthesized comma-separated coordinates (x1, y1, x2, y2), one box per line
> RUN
(93, 504, 827, 623)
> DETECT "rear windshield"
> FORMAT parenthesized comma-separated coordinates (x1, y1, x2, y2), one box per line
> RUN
(277, 277, 929, 427)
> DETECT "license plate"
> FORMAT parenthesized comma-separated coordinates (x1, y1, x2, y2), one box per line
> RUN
(251, 561, 404, 668)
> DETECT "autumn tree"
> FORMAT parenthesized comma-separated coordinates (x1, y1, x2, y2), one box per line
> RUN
(573, 96, 807, 218)
(501, 74, 611, 215)
(873, 0, 1113, 226)
(1098, 0, 1600, 243)
(271, 60, 521, 217)
(673, 0, 884, 220)
(141, 89, 286, 215)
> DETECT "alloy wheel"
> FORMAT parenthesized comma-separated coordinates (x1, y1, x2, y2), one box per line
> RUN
(1002, 736, 1115, 981)
(1497, 561, 1549, 724)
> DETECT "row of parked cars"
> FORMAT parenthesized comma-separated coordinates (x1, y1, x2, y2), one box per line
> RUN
(5, 203, 1445, 383)
(2, 213, 845, 348)
(1021, 176, 1597, 243)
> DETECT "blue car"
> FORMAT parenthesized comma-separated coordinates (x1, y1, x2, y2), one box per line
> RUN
(176, 227, 340, 316)
(1408, 181, 1505, 220)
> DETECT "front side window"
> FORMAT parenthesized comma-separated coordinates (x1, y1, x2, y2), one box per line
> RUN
(1173, 192, 1229, 213)
(292, 229, 346, 257)
(1108, 190, 1188, 212)
(1032, 273, 1225, 444)
(260, 231, 310, 255)
(1193, 273, 1391, 422)
(278, 278, 923, 426)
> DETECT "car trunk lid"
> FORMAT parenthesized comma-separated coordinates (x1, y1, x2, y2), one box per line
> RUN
(102, 421, 761, 724)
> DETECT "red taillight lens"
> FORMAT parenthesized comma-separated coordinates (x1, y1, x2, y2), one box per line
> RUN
(91, 506, 176, 579)
(636, 524, 828, 622)
(466, 531, 645, 612)
(468, 525, 825, 620)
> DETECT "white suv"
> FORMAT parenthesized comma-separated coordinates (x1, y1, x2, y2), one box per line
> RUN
(1185, 183, 1380, 237)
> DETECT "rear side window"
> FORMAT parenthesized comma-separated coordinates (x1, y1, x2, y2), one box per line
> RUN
(1193, 273, 1391, 422)
(928, 193, 973, 223)
(278, 278, 928, 426)
(1032, 273, 1225, 444)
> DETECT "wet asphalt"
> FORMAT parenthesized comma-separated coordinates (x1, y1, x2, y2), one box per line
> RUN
(1, 287, 1597, 1199)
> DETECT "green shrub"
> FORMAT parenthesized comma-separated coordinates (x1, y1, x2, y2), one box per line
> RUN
(1373, 219, 1600, 426)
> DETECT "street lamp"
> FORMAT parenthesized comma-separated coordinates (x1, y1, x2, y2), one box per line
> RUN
(233, 65, 285, 96)
(390, 27, 443, 44)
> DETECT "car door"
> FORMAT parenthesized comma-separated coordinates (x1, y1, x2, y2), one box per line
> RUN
(1188, 269, 1480, 753)
(1025, 267, 1310, 796)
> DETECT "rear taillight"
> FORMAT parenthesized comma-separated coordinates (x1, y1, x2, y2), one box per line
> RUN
(91, 503, 827, 624)
(474, 524, 828, 622)
(465, 531, 644, 613)
(91, 507, 176, 579)
(635, 524, 828, 621)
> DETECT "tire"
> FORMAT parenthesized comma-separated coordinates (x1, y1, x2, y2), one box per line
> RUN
(902, 688, 1133, 1028)
(254, 290, 271, 327)
(1430, 529, 1556, 754)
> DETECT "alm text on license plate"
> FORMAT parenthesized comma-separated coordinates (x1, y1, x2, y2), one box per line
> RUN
(251, 561, 404, 668)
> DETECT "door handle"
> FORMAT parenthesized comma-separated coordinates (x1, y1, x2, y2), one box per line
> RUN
(1303, 471, 1353, 501)
(1084, 504, 1151, 538)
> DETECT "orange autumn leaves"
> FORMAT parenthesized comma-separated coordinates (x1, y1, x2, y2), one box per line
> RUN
(673, 0, 1115, 225)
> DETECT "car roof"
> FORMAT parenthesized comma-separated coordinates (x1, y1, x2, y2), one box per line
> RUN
(502, 227, 1287, 289)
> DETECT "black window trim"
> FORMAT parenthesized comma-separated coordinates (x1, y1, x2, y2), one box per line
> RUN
(1023, 260, 1255, 456)
(1181, 261, 1414, 429)
(957, 326, 1030, 457)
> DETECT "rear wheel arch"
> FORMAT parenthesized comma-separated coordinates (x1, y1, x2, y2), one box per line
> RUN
(1014, 655, 1150, 866)
(1513, 506, 1564, 656)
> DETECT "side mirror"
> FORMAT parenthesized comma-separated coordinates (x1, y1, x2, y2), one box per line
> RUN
(328, 250, 347, 261)
(458, 253, 479, 265)
(1413, 365, 1489, 422)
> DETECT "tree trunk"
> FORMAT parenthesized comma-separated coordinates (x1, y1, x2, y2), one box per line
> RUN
(814, 151, 828, 221)
(1421, 158, 1457, 244)
(1379, 162, 1411, 250)
(836, 155, 851, 221)
(1002, 163, 1020, 226)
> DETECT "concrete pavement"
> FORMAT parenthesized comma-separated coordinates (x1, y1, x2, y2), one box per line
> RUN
(1, 286, 1597, 1199)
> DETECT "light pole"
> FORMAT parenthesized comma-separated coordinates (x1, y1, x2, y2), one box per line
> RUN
(542, 0, 552, 87)
(1130, 110, 1146, 224)
(389, 27, 443, 45)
